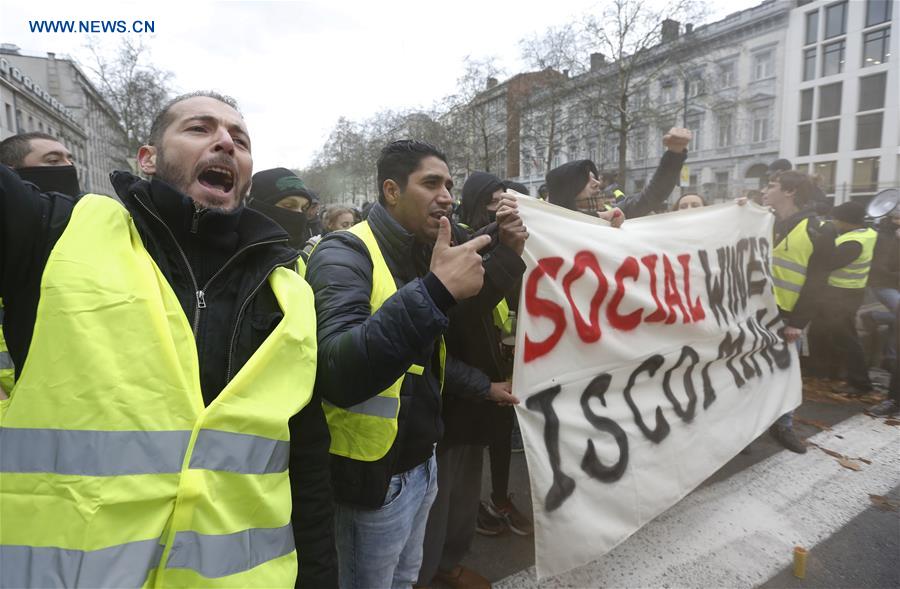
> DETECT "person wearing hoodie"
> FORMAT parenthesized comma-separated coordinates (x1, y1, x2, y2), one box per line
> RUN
(247, 167, 313, 253)
(417, 172, 529, 589)
(545, 127, 691, 220)
(0, 92, 337, 588)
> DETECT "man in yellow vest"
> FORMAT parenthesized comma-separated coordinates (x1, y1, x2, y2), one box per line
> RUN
(809, 201, 877, 396)
(0, 92, 336, 588)
(763, 170, 836, 453)
(306, 140, 519, 588)
(0, 132, 81, 399)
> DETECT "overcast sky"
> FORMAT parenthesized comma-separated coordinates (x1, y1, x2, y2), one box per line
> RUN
(1, 0, 761, 170)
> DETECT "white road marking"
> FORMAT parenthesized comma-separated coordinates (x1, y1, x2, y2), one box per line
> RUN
(497, 414, 900, 588)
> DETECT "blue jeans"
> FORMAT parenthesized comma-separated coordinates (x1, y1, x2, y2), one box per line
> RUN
(334, 453, 438, 589)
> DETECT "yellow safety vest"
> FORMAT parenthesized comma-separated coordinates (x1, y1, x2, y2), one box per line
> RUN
(492, 298, 513, 336)
(322, 220, 445, 462)
(0, 299, 13, 393)
(612, 188, 625, 202)
(828, 228, 877, 289)
(772, 218, 815, 312)
(0, 194, 316, 588)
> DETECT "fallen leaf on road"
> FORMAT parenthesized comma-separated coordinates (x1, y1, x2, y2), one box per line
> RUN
(837, 458, 862, 471)
(869, 495, 899, 511)
(856, 457, 872, 465)
(884, 419, 900, 427)
(795, 417, 832, 431)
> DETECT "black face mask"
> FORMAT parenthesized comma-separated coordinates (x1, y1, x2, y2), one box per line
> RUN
(16, 165, 81, 197)
(249, 200, 309, 248)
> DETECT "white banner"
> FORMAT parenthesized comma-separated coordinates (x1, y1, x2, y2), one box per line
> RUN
(511, 199, 801, 578)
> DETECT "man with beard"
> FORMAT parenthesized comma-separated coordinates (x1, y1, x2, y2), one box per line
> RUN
(0, 132, 81, 398)
(0, 92, 336, 588)
(306, 140, 519, 588)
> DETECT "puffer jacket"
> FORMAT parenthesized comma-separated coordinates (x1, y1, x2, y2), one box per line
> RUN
(307, 202, 498, 508)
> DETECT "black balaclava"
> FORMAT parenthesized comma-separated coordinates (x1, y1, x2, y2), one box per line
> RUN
(459, 171, 503, 230)
(16, 165, 81, 197)
(545, 159, 598, 211)
(247, 167, 312, 248)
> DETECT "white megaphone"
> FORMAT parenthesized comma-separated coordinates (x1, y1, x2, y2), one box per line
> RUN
(866, 188, 899, 219)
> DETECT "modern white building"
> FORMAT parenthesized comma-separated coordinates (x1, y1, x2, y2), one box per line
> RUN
(779, 0, 898, 204)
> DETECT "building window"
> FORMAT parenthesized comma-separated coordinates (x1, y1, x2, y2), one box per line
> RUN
(717, 112, 733, 147)
(816, 120, 840, 154)
(718, 61, 735, 87)
(4, 104, 12, 130)
(814, 161, 837, 193)
(803, 48, 817, 80)
(660, 80, 676, 103)
(800, 89, 814, 121)
(715, 171, 730, 200)
(630, 131, 647, 160)
(686, 117, 701, 151)
(856, 112, 883, 149)
(822, 40, 845, 75)
(586, 142, 597, 164)
(751, 108, 770, 142)
(798, 124, 812, 156)
(859, 73, 887, 110)
(687, 76, 704, 98)
(866, 0, 892, 27)
(805, 10, 819, 45)
(818, 82, 842, 118)
(852, 157, 879, 193)
(825, 1, 847, 39)
(862, 28, 891, 66)
(752, 51, 774, 80)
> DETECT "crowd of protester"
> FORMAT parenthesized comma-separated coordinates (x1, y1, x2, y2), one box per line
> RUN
(0, 91, 896, 589)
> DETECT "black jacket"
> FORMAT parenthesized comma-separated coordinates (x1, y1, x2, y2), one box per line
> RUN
(442, 225, 525, 446)
(545, 150, 687, 219)
(0, 165, 337, 588)
(870, 220, 899, 289)
(773, 209, 836, 329)
(306, 203, 493, 508)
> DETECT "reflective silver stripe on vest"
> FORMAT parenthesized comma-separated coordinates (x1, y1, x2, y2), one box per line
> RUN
(323, 395, 399, 419)
(772, 258, 808, 275)
(844, 261, 871, 270)
(772, 277, 803, 293)
(166, 524, 294, 578)
(0, 428, 190, 476)
(0, 539, 163, 588)
(190, 429, 290, 474)
(831, 269, 868, 280)
(0, 351, 12, 370)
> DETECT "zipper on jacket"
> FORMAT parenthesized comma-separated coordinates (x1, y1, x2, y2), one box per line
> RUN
(133, 193, 204, 336)
(190, 204, 207, 234)
(225, 259, 289, 383)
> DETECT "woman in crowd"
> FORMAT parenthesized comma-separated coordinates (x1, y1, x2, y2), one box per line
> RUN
(672, 192, 707, 211)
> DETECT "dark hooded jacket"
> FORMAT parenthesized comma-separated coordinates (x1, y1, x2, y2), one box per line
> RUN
(443, 173, 526, 445)
(458, 171, 504, 230)
(0, 165, 337, 588)
(545, 150, 687, 219)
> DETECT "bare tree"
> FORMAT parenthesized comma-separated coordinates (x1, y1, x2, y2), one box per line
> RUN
(584, 0, 706, 183)
(84, 37, 174, 155)
(518, 24, 587, 173)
